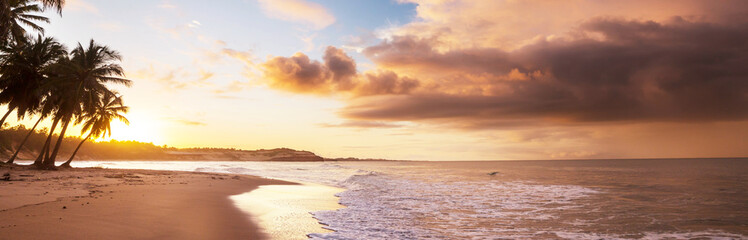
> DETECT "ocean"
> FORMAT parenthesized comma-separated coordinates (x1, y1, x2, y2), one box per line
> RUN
(72, 158, 748, 239)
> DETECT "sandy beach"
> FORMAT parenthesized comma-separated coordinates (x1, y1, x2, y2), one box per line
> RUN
(0, 164, 292, 240)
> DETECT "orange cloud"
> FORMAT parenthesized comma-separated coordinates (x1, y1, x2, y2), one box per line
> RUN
(259, 7, 748, 128)
(250, 0, 748, 163)
(347, 17, 748, 125)
(388, 0, 748, 51)
(261, 46, 419, 96)
(257, 0, 336, 30)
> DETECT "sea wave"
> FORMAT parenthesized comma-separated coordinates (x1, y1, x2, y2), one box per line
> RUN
(310, 172, 602, 239)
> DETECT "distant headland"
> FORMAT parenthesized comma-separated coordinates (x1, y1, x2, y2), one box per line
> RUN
(0, 124, 384, 162)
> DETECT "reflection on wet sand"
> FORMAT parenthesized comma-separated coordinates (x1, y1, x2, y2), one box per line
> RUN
(231, 183, 344, 240)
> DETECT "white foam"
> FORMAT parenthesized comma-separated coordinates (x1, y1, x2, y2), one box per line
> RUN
(310, 173, 602, 239)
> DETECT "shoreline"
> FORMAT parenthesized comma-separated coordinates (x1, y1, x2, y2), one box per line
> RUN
(0, 164, 300, 239)
(232, 182, 345, 240)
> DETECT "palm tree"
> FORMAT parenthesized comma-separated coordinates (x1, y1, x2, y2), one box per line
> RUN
(1, 0, 63, 32)
(60, 92, 128, 168)
(0, 35, 65, 133)
(38, 0, 65, 14)
(41, 39, 132, 169)
(32, 115, 60, 166)
(0, 0, 54, 126)
(7, 87, 60, 164)
(6, 115, 43, 163)
(1, 0, 64, 14)
(0, 0, 50, 45)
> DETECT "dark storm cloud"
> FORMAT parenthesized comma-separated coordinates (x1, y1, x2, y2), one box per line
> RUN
(342, 17, 748, 124)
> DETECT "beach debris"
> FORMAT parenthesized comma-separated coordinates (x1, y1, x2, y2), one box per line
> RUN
(487, 171, 500, 176)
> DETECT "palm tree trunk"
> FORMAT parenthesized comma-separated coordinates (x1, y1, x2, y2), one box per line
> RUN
(60, 132, 92, 168)
(0, 107, 15, 129)
(33, 117, 59, 167)
(7, 117, 43, 164)
(33, 141, 47, 166)
(44, 116, 71, 168)
(45, 78, 85, 168)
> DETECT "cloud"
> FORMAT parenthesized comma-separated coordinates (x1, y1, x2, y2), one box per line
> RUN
(175, 120, 207, 126)
(388, 0, 748, 51)
(322, 46, 357, 90)
(262, 52, 332, 93)
(166, 118, 207, 126)
(196, 69, 214, 83)
(257, 14, 748, 129)
(318, 121, 404, 129)
(248, 0, 748, 145)
(187, 20, 202, 28)
(356, 70, 419, 96)
(221, 48, 255, 65)
(157, 1, 177, 9)
(339, 16, 748, 126)
(300, 34, 317, 51)
(145, 17, 199, 41)
(132, 65, 215, 91)
(257, 0, 336, 30)
(212, 80, 251, 96)
(260, 46, 419, 96)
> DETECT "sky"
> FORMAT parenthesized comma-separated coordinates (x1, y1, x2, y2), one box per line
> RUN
(5, 0, 748, 160)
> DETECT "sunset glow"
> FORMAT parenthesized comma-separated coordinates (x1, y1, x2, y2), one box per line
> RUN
(2, 0, 747, 160)
(1, 1, 747, 239)
(102, 112, 164, 145)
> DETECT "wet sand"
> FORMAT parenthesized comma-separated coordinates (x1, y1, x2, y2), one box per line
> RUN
(232, 182, 345, 239)
(0, 164, 292, 240)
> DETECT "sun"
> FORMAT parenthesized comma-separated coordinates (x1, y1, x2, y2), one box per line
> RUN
(97, 112, 164, 145)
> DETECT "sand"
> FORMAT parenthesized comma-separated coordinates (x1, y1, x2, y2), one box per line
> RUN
(0, 164, 292, 240)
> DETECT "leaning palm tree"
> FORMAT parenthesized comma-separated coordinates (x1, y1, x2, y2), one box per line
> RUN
(0, 0, 50, 45)
(0, 35, 65, 130)
(30, 71, 69, 166)
(60, 93, 128, 168)
(5, 114, 44, 164)
(7, 88, 60, 164)
(41, 39, 132, 169)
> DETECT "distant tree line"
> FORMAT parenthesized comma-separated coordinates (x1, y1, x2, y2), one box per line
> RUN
(0, 124, 173, 160)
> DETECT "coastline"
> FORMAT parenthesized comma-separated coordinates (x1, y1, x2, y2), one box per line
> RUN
(0, 164, 296, 239)
(232, 182, 345, 240)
